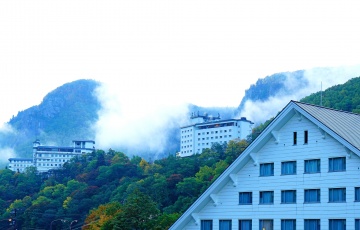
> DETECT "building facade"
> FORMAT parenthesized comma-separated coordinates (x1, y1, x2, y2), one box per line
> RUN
(8, 158, 34, 173)
(170, 101, 360, 230)
(180, 113, 253, 157)
(33, 140, 95, 172)
(7, 140, 95, 173)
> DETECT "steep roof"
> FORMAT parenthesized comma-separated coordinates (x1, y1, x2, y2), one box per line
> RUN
(294, 101, 360, 151)
(169, 100, 360, 229)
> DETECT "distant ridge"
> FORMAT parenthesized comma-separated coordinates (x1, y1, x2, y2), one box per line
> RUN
(237, 70, 308, 112)
(1, 79, 101, 157)
(2, 73, 359, 161)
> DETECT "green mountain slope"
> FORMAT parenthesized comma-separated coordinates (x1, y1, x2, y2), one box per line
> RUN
(1, 79, 101, 157)
(300, 77, 360, 113)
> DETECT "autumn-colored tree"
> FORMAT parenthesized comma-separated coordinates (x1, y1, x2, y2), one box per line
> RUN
(83, 202, 122, 230)
(110, 189, 160, 230)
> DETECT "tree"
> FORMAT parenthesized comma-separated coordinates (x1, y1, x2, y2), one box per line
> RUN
(110, 189, 160, 230)
(83, 202, 122, 230)
(224, 139, 249, 164)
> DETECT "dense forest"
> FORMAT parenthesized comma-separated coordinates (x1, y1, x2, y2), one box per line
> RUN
(0, 140, 248, 229)
(1, 76, 359, 229)
(301, 77, 360, 113)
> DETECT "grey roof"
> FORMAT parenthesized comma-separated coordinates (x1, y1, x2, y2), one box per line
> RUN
(72, 140, 95, 143)
(293, 101, 360, 151)
(181, 118, 253, 129)
(170, 101, 360, 229)
(8, 158, 33, 161)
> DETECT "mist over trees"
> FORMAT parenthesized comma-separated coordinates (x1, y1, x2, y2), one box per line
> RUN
(1, 140, 249, 229)
(1, 75, 360, 229)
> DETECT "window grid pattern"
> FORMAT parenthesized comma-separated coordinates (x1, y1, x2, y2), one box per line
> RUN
(304, 189, 320, 203)
(281, 219, 296, 230)
(281, 190, 296, 204)
(259, 220, 273, 230)
(239, 192, 252, 205)
(281, 161, 297, 175)
(201, 220, 213, 230)
(238, 220, 252, 230)
(259, 191, 274, 204)
(329, 188, 346, 203)
(304, 219, 320, 230)
(219, 220, 231, 230)
(260, 163, 274, 177)
(304, 159, 320, 173)
(355, 187, 360, 202)
(329, 157, 346, 172)
(329, 219, 346, 230)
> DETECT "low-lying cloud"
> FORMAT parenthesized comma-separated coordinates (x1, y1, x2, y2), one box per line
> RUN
(93, 80, 190, 159)
(92, 65, 360, 159)
(238, 65, 360, 125)
(0, 122, 15, 134)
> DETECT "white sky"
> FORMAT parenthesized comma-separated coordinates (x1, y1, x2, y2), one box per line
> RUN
(1, 0, 360, 125)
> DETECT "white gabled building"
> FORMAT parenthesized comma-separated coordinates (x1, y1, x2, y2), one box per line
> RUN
(33, 139, 95, 172)
(180, 113, 253, 157)
(170, 101, 360, 230)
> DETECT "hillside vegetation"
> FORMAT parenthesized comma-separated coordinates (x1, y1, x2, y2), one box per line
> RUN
(0, 79, 100, 157)
(0, 76, 359, 229)
(0, 140, 248, 229)
(301, 76, 360, 113)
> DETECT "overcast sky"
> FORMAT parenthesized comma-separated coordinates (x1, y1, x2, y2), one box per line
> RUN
(1, 0, 360, 126)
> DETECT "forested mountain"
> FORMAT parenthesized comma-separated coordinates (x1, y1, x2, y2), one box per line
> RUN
(2, 73, 359, 162)
(0, 140, 249, 229)
(0, 79, 101, 157)
(237, 70, 308, 112)
(0, 75, 360, 229)
(300, 76, 360, 113)
(0, 80, 237, 161)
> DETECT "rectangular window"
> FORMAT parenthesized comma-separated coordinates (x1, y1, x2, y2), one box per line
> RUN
(281, 161, 297, 175)
(304, 189, 320, 203)
(259, 191, 274, 204)
(259, 220, 273, 230)
(281, 190, 296, 203)
(304, 159, 320, 173)
(329, 188, 346, 202)
(304, 130, 308, 144)
(201, 220, 213, 230)
(239, 192, 252, 205)
(260, 163, 274, 176)
(293, 132, 297, 145)
(281, 219, 296, 230)
(329, 157, 346, 172)
(304, 219, 320, 230)
(355, 187, 360, 201)
(219, 220, 231, 230)
(329, 219, 346, 230)
(238, 220, 252, 230)
(356, 219, 360, 230)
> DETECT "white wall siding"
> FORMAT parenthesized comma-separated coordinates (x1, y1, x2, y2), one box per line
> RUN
(180, 113, 360, 229)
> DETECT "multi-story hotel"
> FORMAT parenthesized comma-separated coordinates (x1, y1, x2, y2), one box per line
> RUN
(8, 158, 34, 173)
(33, 139, 95, 172)
(170, 101, 360, 230)
(180, 112, 253, 157)
(7, 139, 95, 173)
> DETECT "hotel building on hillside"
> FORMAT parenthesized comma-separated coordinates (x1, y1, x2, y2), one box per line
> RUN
(8, 158, 34, 173)
(170, 101, 360, 230)
(7, 139, 95, 173)
(33, 139, 95, 172)
(179, 112, 253, 157)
